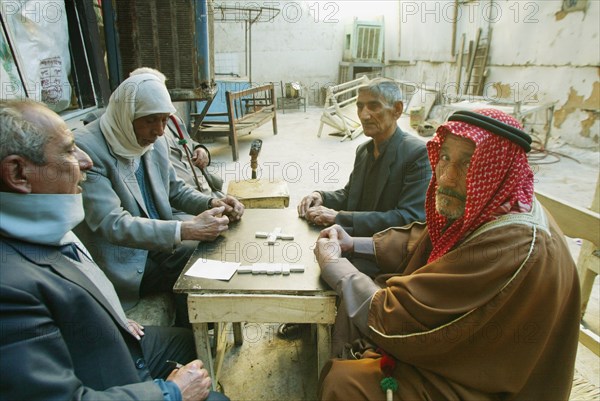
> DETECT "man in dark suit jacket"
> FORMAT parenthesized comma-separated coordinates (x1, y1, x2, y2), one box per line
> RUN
(0, 100, 228, 401)
(298, 78, 431, 237)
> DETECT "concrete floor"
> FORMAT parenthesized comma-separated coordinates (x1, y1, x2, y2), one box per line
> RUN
(202, 106, 599, 401)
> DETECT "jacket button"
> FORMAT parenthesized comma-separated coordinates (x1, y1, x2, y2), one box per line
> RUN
(137, 268, 143, 274)
(135, 358, 146, 369)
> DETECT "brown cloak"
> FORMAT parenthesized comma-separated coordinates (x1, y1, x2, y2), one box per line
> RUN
(319, 202, 580, 400)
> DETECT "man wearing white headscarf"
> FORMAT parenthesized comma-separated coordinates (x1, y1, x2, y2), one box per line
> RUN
(74, 72, 244, 326)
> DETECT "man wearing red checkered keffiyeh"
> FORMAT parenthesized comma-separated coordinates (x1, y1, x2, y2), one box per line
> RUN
(315, 109, 580, 400)
(425, 108, 535, 262)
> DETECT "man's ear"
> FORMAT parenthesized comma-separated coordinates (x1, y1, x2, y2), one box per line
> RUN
(393, 101, 404, 119)
(0, 155, 32, 193)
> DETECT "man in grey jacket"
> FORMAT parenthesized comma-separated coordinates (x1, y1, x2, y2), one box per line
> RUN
(298, 78, 431, 237)
(74, 71, 244, 326)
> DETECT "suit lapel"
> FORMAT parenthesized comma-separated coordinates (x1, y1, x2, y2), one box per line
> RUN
(347, 146, 369, 210)
(109, 146, 149, 218)
(3, 239, 131, 333)
(142, 148, 169, 219)
(373, 128, 402, 207)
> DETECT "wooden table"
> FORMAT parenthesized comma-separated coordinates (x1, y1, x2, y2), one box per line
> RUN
(173, 208, 337, 388)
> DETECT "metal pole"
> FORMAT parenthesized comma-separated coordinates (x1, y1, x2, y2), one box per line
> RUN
(196, 0, 211, 85)
(101, 0, 121, 90)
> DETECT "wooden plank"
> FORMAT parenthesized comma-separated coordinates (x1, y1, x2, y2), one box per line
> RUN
(534, 190, 600, 246)
(213, 322, 229, 384)
(535, 188, 600, 356)
(464, 28, 481, 95)
(229, 84, 274, 100)
(576, 181, 599, 316)
(316, 324, 331, 375)
(187, 294, 337, 324)
(237, 109, 274, 124)
(233, 322, 244, 346)
(192, 322, 216, 390)
(579, 324, 600, 356)
(455, 34, 466, 95)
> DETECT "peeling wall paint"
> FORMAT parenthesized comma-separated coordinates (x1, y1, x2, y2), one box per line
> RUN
(389, 0, 599, 148)
(555, 82, 599, 142)
(491, 83, 514, 100)
(213, 0, 599, 148)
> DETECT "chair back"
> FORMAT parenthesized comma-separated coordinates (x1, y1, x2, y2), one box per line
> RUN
(535, 189, 600, 356)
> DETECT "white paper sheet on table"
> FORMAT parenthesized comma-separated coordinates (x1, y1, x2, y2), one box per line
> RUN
(184, 259, 240, 281)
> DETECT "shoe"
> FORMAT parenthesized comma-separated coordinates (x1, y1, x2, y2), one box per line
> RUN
(277, 323, 302, 339)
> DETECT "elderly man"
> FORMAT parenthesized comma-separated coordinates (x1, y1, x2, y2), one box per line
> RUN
(0, 100, 228, 401)
(129, 68, 224, 199)
(165, 115, 224, 197)
(74, 71, 244, 326)
(315, 109, 580, 400)
(297, 78, 431, 237)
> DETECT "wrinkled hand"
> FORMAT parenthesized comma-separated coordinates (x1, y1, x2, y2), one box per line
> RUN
(126, 319, 145, 340)
(166, 360, 211, 401)
(317, 224, 354, 254)
(181, 206, 229, 241)
(297, 192, 323, 218)
(305, 206, 337, 227)
(315, 227, 343, 268)
(191, 147, 209, 169)
(212, 195, 244, 222)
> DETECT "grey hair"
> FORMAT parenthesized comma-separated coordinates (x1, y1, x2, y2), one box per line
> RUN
(359, 77, 403, 106)
(0, 100, 50, 164)
(129, 67, 168, 83)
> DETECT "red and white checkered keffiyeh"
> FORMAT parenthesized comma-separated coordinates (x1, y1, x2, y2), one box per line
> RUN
(425, 108, 534, 263)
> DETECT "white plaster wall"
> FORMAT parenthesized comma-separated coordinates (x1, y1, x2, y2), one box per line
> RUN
(212, 0, 599, 146)
(484, 0, 600, 146)
(213, 1, 341, 104)
(485, 66, 599, 147)
(212, 1, 399, 105)
(396, 0, 456, 62)
(490, 0, 599, 66)
(388, 0, 599, 147)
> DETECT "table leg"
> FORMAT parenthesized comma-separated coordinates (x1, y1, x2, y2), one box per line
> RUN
(213, 323, 230, 385)
(192, 322, 216, 391)
(233, 322, 244, 346)
(316, 324, 331, 378)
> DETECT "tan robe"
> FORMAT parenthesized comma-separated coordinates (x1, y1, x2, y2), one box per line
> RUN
(319, 201, 580, 400)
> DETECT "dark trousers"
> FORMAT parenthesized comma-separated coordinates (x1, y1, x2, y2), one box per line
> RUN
(142, 326, 229, 401)
(140, 240, 199, 328)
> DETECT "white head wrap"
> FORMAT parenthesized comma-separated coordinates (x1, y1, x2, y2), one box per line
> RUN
(99, 73, 176, 158)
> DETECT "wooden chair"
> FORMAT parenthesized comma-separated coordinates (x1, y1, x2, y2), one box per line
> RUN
(317, 75, 369, 141)
(192, 83, 277, 161)
(534, 189, 599, 356)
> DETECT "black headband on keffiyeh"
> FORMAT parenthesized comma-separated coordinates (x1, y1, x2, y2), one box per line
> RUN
(448, 110, 533, 152)
(425, 108, 535, 263)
